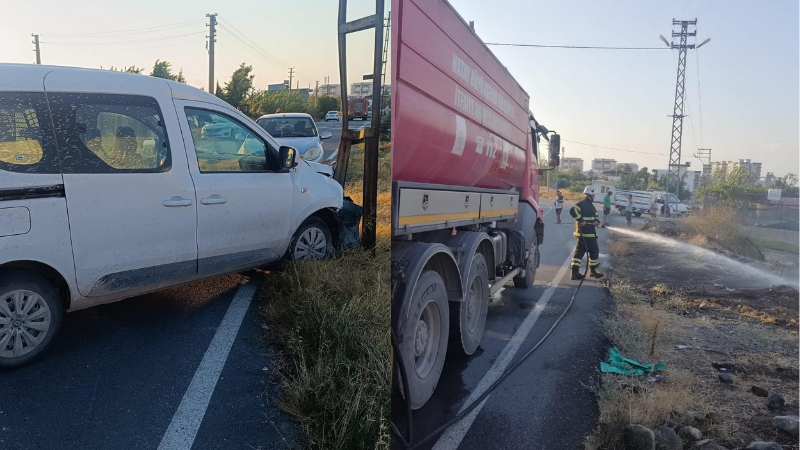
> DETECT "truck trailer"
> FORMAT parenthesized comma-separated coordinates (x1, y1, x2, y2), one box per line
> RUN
(391, 0, 560, 409)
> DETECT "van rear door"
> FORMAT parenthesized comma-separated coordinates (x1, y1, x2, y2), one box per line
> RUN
(45, 75, 198, 301)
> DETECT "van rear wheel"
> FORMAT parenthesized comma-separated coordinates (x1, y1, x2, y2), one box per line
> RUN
(0, 270, 63, 369)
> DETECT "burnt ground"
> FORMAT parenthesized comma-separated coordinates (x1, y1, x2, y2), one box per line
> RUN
(602, 221, 799, 449)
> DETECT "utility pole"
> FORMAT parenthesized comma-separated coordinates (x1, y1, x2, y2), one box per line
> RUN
(207, 14, 217, 94)
(694, 148, 712, 186)
(288, 68, 294, 91)
(660, 19, 709, 205)
(315, 81, 320, 106)
(32, 34, 41, 65)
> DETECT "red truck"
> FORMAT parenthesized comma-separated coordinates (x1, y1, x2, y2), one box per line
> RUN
(348, 97, 369, 121)
(391, 0, 560, 409)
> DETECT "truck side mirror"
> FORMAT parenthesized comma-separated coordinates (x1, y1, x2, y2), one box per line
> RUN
(548, 134, 560, 167)
(279, 146, 297, 170)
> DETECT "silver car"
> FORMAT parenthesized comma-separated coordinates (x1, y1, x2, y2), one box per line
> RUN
(256, 113, 332, 163)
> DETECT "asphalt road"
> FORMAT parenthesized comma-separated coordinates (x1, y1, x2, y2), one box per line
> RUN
(315, 118, 372, 161)
(0, 271, 297, 450)
(392, 203, 636, 450)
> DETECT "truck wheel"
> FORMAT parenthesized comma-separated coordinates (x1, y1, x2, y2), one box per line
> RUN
(633, 212, 642, 217)
(450, 253, 488, 356)
(0, 270, 64, 369)
(618, 206, 626, 216)
(513, 245, 539, 289)
(398, 270, 449, 410)
(289, 216, 332, 261)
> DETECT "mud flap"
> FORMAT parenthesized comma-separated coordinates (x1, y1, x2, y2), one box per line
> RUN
(534, 217, 545, 245)
(336, 197, 363, 251)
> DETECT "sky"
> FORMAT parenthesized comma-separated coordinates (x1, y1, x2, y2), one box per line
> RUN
(1, 0, 388, 94)
(448, 0, 799, 179)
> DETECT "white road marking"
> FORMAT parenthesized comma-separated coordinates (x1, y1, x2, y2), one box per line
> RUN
(431, 253, 574, 450)
(157, 283, 257, 450)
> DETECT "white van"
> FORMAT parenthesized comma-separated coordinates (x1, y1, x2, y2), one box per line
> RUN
(0, 64, 360, 368)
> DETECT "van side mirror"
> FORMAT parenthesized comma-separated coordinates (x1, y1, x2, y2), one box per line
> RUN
(279, 146, 297, 170)
(548, 134, 560, 167)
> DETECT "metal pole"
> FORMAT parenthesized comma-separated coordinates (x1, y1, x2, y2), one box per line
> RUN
(333, 1, 351, 186)
(207, 14, 217, 94)
(361, 0, 384, 251)
(665, 19, 697, 201)
(288, 68, 294, 92)
(32, 34, 41, 65)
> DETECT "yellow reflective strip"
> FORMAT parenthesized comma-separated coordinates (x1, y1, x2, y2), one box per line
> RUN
(398, 211, 480, 226)
(480, 208, 518, 217)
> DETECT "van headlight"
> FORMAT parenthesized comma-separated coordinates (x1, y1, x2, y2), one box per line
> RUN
(301, 146, 322, 161)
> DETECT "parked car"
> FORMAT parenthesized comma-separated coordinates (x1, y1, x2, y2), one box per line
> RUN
(255, 113, 332, 163)
(0, 64, 360, 369)
(325, 111, 340, 121)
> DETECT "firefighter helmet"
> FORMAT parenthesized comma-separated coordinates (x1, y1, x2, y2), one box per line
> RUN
(583, 186, 597, 196)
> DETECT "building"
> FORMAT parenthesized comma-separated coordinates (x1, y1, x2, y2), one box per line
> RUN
(560, 157, 584, 171)
(711, 159, 762, 183)
(762, 172, 776, 186)
(652, 167, 702, 194)
(350, 82, 391, 97)
(591, 158, 616, 172)
(319, 83, 341, 97)
(268, 80, 290, 91)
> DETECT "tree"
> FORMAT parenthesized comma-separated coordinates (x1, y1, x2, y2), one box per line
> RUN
(774, 173, 799, 197)
(619, 167, 650, 190)
(150, 59, 186, 83)
(316, 96, 341, 118)
(108, 65, 144, 74)
(217, 63, 254, 108)
(242, 89, 311, 119)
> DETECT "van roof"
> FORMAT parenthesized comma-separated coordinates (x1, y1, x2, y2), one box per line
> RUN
(0, 63, 230, 109)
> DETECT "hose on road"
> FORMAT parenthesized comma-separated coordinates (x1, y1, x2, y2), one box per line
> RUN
(391, 235, 595, 449)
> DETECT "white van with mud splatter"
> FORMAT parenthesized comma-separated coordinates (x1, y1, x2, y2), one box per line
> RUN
(0, 64, 360, 369)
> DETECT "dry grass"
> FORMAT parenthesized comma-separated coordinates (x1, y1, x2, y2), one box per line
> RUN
(261, 144, 391, 449)
(539, 188, 585, 202)
(589, 234, 800, 449)
(609, 240, 631, 258)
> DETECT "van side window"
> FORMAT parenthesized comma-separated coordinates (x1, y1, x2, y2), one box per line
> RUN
(184, 108, 278, 173)
(48, 93, 171, 173)
(0, 92, 59, 174)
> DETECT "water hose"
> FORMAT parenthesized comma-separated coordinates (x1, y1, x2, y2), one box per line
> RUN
(390, 233, 595, 449)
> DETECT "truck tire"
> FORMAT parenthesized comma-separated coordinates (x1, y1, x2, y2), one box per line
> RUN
(398, 270, 449, 410)
(633, 212, 642, 217)
(0, 270, 64, 370)
(288, 216, 332, 261)
(513, 244, 539, 289)
(450, 253, 488, 356)
(618, 206, 626, 216)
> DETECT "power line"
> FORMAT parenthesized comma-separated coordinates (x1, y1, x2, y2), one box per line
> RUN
(43, 20, 204, 37)
(41, 31, 205, 46)
(218, 19, 316, 83)
(484, 43, 671, 50)
(561, 139, 665, 156)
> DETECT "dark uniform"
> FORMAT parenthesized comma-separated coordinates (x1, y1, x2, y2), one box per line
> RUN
(569, 196, 603, 279)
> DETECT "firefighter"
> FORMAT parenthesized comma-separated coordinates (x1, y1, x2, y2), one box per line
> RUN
(569, 186, 605, 280)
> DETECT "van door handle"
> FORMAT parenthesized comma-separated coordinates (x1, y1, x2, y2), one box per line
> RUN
(162, 197, 193, 207)
(200, 195, 227, 205)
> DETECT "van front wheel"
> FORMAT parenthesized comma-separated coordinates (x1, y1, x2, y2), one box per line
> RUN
(0, 270, 63, 369)
(289, 216, 332, 261)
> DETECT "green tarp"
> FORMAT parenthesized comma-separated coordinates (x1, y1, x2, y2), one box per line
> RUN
(600, 347, 666, 376)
